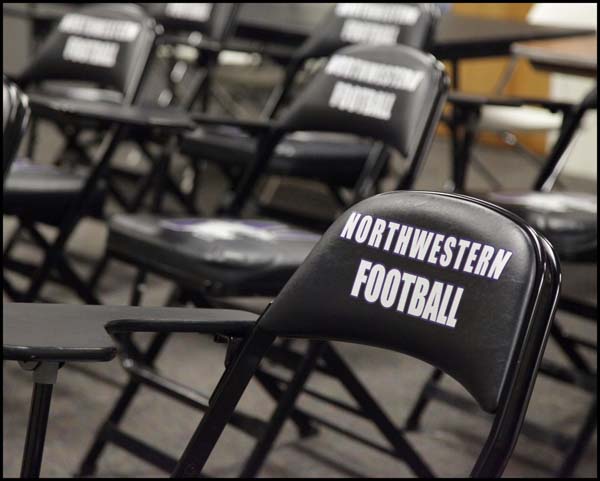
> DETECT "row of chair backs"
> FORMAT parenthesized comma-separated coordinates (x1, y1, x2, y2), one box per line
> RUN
(3, 77, 30, 182)
(18, 3, 157, 104)
(263, 3, 441, 119)
(258, 190, 560, 474)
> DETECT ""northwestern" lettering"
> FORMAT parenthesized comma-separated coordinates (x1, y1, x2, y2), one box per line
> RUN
(340, 212, 513, 280)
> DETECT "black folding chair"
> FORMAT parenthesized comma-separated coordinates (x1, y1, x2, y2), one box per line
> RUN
(178, 3, 441, 227)
(2, 4, 203, 303)
(406, 87, 597, 477)
(78, 44, 449, 475)
(4, 189, 561, 477)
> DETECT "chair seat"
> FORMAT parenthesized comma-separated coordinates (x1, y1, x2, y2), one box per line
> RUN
(479, 105, 563, 132)
(3, 159, 105, 226)
(481, 191, 597, 262)
(181, 127, 384, 187)
(107, 214, 321, 295)
(32, 82, 124, 105)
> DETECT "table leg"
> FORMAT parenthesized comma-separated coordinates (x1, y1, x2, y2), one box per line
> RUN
(18, 361, 59, 478)
(20, 383, 54, 478)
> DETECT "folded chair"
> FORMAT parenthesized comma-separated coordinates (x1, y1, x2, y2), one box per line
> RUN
(179, 3, 441, 226)
(4, 189, 561, 477)
(78, 44, 449, 475)
(2, 4, 199, 303)
(406, 87, 597, 477)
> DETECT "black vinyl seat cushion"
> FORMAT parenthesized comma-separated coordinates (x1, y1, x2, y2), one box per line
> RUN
(181, 127, 387, 187)
(26, 83, 124, 131)
(3, 159, 105, 226)
(30, 82, 124, 105)
(482, 191, 597, 262)
(108, 214, 321, 295)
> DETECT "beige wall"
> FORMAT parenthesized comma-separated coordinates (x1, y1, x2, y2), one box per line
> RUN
(446, 3, 550, 155)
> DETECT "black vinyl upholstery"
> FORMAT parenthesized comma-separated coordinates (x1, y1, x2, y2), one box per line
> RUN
(29, 82, 124, 106)
(482, 191, 597, 262)
(260, 190, 558, 413)
(18, 3, 156, 102)
(294, 3, 440, 65)
(277, 45, 446, 161)
(181, 127, 383, 187)
(108, 214, 320, 295)
(3, 159, 106, 226)
(106, 45, 448, 298)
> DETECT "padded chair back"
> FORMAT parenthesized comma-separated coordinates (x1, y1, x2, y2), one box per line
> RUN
(295, 3, 440, 64)
(228, 44, 448, 214)
(263, 3, 441, 119)
(279, 44, 446, 164)
(18, 3, 156, 104)
(3, 78, 30, 183)
(258, 190, 560, 475)
(141, 3, 223, 39)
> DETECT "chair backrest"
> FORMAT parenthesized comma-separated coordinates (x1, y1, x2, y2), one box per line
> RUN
(3, 77, 30, 183)
(141, 3, 225, 40)
(258, 190, 560, 475)
(227, 44, 449, 214)
(263, 3, 441, 118)
(18, 3, 157, 104)
(296, 3, 440, 64)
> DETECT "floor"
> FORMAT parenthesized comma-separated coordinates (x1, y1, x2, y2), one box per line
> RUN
(2, 54, 598, 477)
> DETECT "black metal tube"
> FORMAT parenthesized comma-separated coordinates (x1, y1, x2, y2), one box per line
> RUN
(20, 383, 54, 478)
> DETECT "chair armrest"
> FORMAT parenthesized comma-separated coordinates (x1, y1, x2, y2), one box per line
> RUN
(3, 303, 258, 363)
(220, 39, 297, 65)
(104, 306, 258, 336)
(190, 112, 274, 135)
(3, 303, 117, 363)
(27, 94, 196, 132)
(448, 91, 576, 113)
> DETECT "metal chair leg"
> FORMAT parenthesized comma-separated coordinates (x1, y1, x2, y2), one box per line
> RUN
(77, 332, 170, 477)
(240, 341, 325, 477)
(558, 397, 598, 478)
(405, 368, 443, 431)
(20, 384, 54, 478)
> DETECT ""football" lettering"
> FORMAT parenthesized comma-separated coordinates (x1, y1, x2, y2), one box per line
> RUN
(351, 259, 463, 327)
